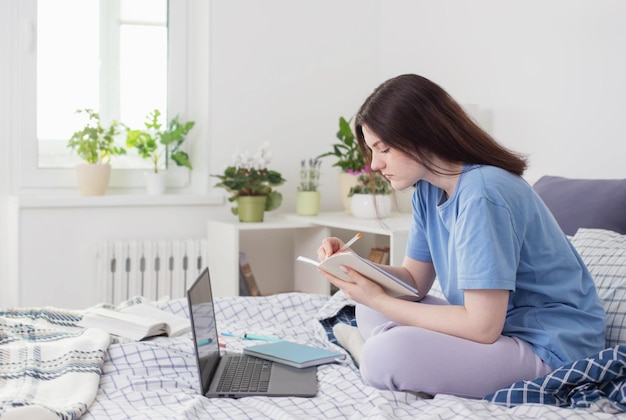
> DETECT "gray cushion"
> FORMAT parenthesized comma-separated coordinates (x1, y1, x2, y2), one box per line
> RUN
(533, 176, 626, 236)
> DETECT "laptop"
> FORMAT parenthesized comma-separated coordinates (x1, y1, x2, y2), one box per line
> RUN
(187, 267, 318, 398)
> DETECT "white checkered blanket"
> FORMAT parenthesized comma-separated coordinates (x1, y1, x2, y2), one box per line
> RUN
(3, 292, 626, 419)
(0, 307, 110, 419)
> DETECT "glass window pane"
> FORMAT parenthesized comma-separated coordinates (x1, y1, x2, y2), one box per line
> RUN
(37, 0, 99, 168)
(121, 0, 167, 23)
(120, 25, 167, 128)
(37, 0, 168, 170)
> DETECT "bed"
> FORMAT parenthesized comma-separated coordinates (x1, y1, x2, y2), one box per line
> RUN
(2, 176, 626, 419)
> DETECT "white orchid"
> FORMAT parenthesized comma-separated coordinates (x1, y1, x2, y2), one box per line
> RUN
(233, 142, 273, 170)
(213, 142, 286, 214)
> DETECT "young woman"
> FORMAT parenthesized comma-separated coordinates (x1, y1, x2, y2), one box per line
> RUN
(317, 74, 605, 398)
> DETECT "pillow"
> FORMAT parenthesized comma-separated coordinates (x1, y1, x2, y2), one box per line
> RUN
(571, 228, 626, 347)
(533, 176, 626, 236)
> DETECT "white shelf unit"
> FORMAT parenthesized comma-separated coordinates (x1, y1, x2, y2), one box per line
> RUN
(285, 211, 412, 266)
(206, 212, 411, 297)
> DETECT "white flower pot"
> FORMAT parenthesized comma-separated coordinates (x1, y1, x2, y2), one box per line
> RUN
(145, 171, 167, 195)
(350, 194, 392, 219)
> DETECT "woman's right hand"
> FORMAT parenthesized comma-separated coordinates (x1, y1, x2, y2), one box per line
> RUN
(317, 237, 345, 262)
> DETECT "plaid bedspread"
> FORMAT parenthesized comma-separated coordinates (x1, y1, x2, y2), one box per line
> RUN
(0, 307, 110, 419)
(3, 293, 625, 419)
(485, 345, 626, 412)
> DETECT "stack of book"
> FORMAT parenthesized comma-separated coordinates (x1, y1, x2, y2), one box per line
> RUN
(367, 247, 390, 264)
(239, 252, 262, 296)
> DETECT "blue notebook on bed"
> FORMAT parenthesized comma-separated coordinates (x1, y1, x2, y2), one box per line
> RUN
(243, 341, 346, 369)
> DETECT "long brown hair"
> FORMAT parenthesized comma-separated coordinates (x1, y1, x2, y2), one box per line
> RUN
(354, 74, 527, 176)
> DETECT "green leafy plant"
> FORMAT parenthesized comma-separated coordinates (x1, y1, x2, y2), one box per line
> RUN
(298, 158, 322, 192)
(67, 108, 126, 164)
(212, 143, 286, 214)
(316, 116, 366, 173)
(125, 109, 195, 173)
(349, 172, 392, 196)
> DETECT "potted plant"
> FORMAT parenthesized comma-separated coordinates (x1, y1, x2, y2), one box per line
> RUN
(212, 143, 286, 222)
(348, 172, 393, 219)
(316, 116, 366, 173)
(316, 116, 367, 213)
(67, 108, 127, 196)
(125, 109, 195, 195)
(296, 158, 322, 216)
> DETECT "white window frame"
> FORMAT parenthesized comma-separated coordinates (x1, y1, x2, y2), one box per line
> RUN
(12, 0, 207, 193)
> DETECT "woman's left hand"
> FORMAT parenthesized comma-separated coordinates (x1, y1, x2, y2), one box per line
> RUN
(319, 265, 386, 305)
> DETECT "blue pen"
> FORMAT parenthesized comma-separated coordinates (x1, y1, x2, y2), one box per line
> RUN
(222, 332, 282, 341)
(221, 332, 244, 339)
(244, 333, 282, 342)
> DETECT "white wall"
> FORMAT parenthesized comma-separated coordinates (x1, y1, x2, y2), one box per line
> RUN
(2, 0, 626, 308)
(379, 0, 626, 182)
(208, 0, 381, 210)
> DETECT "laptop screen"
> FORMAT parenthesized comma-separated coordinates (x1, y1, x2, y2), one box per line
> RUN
(187, 268, 221, 393)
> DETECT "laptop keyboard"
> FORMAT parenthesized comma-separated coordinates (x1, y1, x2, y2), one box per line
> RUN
(217, 355, 272, 393)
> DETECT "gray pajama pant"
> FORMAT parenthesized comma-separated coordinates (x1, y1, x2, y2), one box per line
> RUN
(356, 296, 553, 399)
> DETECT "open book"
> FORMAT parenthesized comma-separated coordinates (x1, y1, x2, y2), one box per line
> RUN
(78, 303, 191, 341)
(297, 252, 419, 298)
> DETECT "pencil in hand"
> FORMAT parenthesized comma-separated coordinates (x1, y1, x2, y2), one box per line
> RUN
(338, 232, 362, 252)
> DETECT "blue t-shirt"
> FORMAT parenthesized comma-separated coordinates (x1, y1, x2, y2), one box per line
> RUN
(407, 164, 606, 369)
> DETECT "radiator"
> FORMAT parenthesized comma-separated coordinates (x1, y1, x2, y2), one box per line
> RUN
(96, 238, 208, 305)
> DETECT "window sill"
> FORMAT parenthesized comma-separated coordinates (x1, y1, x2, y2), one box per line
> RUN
(9, 191, 224, 209)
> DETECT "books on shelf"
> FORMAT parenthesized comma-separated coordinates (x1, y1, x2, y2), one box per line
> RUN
(239, 252, 262, 296)
(380, 247, 390, 265)
(78, 302, 191, 341)
(367, 247, 390, 265)
(243, 340, 346, 369)
(297, 252, 419, 298)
